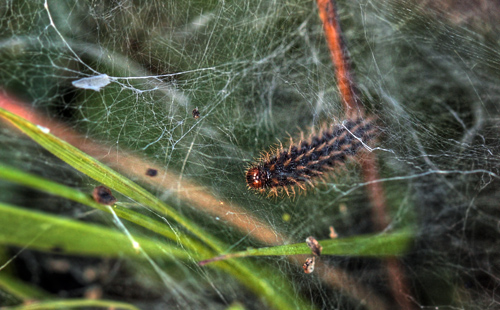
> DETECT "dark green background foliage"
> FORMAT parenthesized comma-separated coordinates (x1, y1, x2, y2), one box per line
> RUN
(1, 0, 500, 309)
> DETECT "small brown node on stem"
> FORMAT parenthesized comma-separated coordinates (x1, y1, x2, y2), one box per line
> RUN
(303, 257, 316, 274)
(92, 186, 117, 205)
(145, 168, 158, 177)
(306, 236, 323, 256)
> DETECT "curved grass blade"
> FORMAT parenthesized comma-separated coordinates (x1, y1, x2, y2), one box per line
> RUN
(0, 109, 316, 310)
(0, 183, 315, 309)
(0, 107, 223, 252)
(200, 230, 413, 265)
(0, 273, 51, 301)
(0, 202, 313, 309)
(0, 163, 212, 259)
(0, 201, 313, 310)
(2, 299, 139, 310)
(0, 202, 189, 259)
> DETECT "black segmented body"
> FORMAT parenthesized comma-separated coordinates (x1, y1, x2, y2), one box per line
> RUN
(246, 117, 375, 196)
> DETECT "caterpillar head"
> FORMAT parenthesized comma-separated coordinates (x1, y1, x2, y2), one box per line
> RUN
(245, 166, 269, 190)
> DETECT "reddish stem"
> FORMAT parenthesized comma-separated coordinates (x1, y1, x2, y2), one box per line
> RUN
(316, 1, 414, 309)
(316, 0, 363, 118)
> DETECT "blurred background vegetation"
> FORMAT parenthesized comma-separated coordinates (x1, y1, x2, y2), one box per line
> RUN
(1, 0, 500, 309)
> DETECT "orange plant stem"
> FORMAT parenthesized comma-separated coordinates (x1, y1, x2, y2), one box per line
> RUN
(316, 1, 414, 309)
(316, 0, 363, 118)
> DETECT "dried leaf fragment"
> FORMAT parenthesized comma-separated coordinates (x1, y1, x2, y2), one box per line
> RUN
(303, 257, 315, 274)
(306, 236, 323, 256)
(92, 186, 117, 205)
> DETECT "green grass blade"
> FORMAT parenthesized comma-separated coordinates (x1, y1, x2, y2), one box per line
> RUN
(0, 110, 316, 310)
(0, 201, 312, 309)
(0, 107, 223, 252)
(0, 273, 51, 301)
(0, 163, 213, 259)
(200, 230, 413, 265)
(0, 202, 189, 259)
(2, 299, 140, 310)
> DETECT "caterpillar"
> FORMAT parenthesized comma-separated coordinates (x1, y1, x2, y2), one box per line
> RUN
(245, 117, 376, 197)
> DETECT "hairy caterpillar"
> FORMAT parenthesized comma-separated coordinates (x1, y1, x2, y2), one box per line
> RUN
(245, 117, 375, 197)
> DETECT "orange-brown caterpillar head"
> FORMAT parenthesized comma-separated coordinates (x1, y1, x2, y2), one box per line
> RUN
(245, 166, 270, 190)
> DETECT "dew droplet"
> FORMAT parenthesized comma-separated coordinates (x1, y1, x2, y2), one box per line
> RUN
(36, 125, 50, 134)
